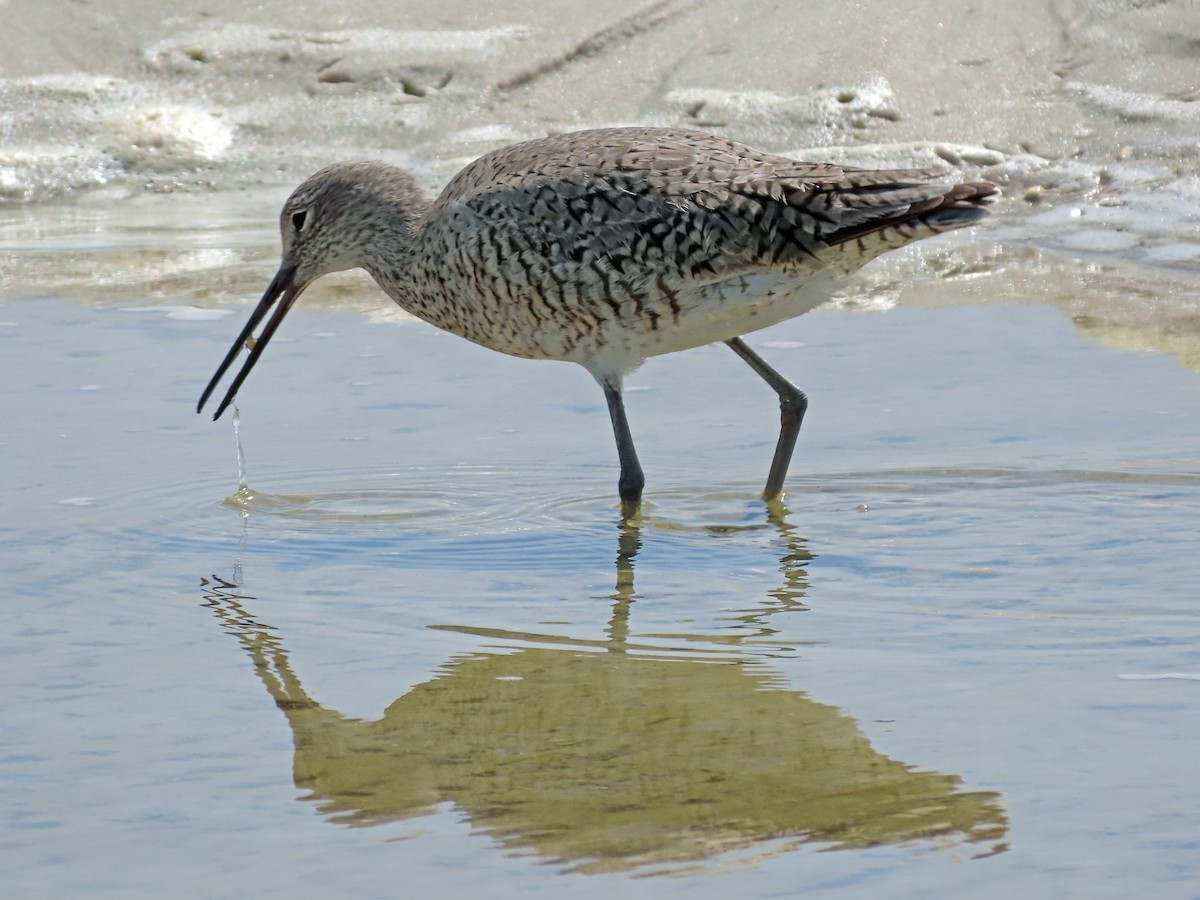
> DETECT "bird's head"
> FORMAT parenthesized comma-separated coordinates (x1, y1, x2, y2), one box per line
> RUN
(196, 162, 426, 420)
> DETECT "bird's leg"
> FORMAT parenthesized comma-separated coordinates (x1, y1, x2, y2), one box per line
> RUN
(602, 380, 645, 511)
(726, 337, 808, 502)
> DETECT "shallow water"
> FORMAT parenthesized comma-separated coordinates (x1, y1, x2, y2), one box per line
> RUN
(3, 200, 1200, 897)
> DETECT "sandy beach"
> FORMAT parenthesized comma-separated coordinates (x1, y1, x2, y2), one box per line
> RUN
(3, 0, 1198, 254)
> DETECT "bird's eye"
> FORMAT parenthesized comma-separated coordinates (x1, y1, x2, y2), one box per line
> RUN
(292, 210, 308, 232)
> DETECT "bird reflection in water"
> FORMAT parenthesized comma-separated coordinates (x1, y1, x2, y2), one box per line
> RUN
(200, 514, 1007, 874)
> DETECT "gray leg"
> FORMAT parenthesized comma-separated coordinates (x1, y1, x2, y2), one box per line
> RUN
(726, 337, 808, 501)
(603, 380, 645, 509)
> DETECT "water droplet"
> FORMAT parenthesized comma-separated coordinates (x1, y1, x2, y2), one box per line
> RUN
(232, 405, 248, 489)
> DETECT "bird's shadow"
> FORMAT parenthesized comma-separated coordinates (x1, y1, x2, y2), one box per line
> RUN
(199, 506, 1008, 874)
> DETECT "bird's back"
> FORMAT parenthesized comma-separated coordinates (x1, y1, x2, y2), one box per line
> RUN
(399, 128, 995, 374)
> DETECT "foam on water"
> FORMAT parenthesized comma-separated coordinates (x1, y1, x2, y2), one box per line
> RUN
(104, 105, 234, 170)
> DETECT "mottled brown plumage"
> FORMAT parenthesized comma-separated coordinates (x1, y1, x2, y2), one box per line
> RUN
(198, 127, 996, 508)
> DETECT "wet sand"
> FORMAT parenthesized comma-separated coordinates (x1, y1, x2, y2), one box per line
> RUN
(3, 0, 1199, 270)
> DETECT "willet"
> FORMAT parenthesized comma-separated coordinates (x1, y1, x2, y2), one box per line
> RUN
(198, 127, 996, 508)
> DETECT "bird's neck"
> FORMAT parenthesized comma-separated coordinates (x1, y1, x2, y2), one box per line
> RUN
(352, 177, 465, 331)
(359, 194, 432, 311)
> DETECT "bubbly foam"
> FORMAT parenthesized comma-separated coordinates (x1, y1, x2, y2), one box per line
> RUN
(104, 106, 234, 170)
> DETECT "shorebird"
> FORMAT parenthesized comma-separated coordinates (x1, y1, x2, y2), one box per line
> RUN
(198, 127, 996, 508)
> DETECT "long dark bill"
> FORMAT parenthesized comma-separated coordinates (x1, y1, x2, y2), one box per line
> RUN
(196, 265, 303, 420)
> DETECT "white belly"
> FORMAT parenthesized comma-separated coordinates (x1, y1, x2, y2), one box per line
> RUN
(562, 268, 843, 380)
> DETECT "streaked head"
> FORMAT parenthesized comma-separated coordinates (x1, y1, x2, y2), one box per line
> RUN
(196, 162, 425, 419)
